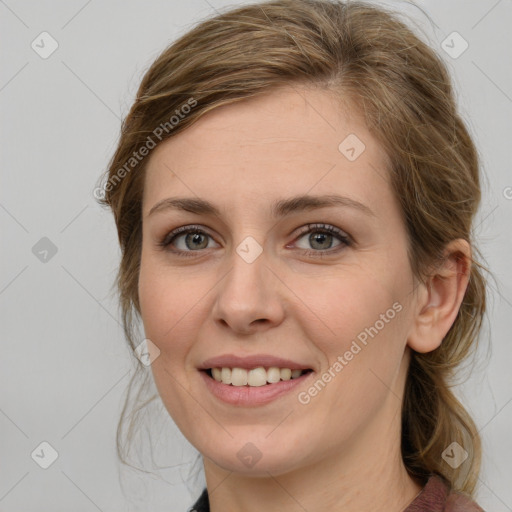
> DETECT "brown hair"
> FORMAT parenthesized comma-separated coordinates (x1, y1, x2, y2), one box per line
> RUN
(97, 0, 488, 495)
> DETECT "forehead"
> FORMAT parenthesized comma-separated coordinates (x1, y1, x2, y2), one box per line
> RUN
(142, 86, 392, 217)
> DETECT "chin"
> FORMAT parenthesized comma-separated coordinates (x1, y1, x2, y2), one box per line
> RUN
(201, 435, 309, 477)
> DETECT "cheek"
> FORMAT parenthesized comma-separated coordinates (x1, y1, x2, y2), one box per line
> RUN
(296, 262, 411, 400)
(138, 253, 194, 361)
(301, 265, 406, 350)
(293, 278, 409, 439)
(138, 255, 201, 425)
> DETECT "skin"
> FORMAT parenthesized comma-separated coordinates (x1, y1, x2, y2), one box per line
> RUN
(138, 85, 471, 512)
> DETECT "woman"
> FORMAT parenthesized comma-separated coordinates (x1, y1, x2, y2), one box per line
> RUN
(97, 1, 487, 510)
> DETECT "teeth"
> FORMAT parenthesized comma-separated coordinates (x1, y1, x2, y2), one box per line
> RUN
(231, 367, 247, 386)
(267, 367, 281, 383)
(209, 366, 309, 386)
(220, 367, 231, 384)
(212, 367, 222, 382)
(247, 367, 267, 387)
(280, 368, 291, 381)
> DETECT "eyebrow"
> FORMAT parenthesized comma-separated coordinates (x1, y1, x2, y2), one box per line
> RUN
(147, 194, 375, 219)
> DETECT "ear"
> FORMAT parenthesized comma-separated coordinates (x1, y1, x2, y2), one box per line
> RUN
(407, 239, 471, 354)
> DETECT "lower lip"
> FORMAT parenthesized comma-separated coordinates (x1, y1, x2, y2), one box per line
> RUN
(199, 370, 313, 407)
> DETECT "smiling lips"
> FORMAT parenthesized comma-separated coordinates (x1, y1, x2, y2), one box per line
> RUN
(198, 353, 314, 388)
(210, 366, 310, 386)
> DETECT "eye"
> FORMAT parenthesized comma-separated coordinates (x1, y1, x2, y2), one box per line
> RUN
(158, 225, 218, 257)
(291, 223, 351, 257)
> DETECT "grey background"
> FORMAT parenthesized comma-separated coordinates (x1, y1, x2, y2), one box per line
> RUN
(1, 0, 511, 510)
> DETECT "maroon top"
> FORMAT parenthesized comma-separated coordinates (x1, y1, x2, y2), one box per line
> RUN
(189, 474, 485, 511)
(404, 474, 485, 511)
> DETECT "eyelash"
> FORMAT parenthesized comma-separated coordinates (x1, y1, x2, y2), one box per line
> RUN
(157, 223, 352, 259)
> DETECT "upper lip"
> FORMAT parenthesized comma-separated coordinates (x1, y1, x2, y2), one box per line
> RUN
(198, 354, 313, 371)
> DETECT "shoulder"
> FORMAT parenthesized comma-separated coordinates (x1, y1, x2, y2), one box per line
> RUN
(445, 486, 486, 512)
(190, 477, 486, 512)
(188, 487, 209, 512)
(405, 474, 485, 512)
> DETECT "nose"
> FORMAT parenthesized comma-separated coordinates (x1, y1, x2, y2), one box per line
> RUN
(211, 243, 286, 335)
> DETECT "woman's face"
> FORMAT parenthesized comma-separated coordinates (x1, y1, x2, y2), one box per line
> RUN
(138, 85, 420, 476)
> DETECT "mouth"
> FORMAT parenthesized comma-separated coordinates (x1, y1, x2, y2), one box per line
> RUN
(201, 367, 314, 387)
(198, 366, 315, 406)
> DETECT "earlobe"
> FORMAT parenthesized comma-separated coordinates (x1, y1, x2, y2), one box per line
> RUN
(406, 239, 471, 354)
